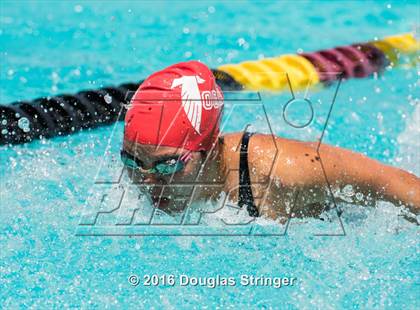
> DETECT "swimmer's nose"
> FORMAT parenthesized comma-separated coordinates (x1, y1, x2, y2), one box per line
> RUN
(135, 167, 156, 183)
(143, 176, 155, 184)
(142, 173, 166, 185)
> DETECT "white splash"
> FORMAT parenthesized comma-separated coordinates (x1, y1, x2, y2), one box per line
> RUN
(397, 103, 420, 175)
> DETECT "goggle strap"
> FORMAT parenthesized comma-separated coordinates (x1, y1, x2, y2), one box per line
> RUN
(180, 150, 192, 162)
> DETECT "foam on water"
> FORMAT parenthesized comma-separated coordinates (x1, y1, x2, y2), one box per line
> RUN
(397, 102, 420, 174)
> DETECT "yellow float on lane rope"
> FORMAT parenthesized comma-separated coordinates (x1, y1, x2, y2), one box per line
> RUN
(218, 54, 319, 91)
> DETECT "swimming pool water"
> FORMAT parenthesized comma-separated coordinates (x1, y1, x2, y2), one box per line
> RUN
(1, 1, 419, 308)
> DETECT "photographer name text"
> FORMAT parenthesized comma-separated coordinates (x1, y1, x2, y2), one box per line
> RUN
(128, 274, 296, 289)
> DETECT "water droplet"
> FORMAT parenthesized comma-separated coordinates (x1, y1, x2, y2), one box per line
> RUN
(2, 119, 7, 125)
(74, 4, 83, 13)
(1, 129, 8, 135)
(18, 117, 30, 132)
(238, 38, 246, 46)
(72, 69, 81, 76)
(342, 185, 354, 197)
(104, 94, 112, 104)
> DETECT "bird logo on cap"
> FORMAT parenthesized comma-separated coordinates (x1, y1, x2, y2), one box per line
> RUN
(171, 75, 205, 134)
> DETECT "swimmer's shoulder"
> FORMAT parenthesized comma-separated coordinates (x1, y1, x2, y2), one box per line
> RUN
(251, 133, 320, 154)
(219, 132, 242, 152)
(221, 132, 298, 152)
(220, 132, 317, 156)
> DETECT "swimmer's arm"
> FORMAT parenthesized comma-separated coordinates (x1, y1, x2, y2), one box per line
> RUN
(304, 143, 420, 215)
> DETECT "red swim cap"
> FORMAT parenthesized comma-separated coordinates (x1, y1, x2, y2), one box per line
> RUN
(124, 61, 223, 151)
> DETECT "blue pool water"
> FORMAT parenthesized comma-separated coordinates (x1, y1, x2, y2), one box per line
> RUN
(1, 1, 419, 308)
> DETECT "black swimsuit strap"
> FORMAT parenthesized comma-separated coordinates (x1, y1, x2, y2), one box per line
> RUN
(238, 131, 259, 217)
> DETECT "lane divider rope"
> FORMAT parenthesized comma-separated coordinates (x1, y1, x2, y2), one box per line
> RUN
(1, 33, 418, 145)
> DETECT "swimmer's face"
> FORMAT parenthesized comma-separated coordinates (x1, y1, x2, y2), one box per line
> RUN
(122, 140, 206, 212)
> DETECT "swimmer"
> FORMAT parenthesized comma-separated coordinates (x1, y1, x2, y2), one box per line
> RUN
(122, 61, 420, 222)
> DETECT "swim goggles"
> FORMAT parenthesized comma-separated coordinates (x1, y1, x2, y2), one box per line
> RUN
(120, 149, 192, 175)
